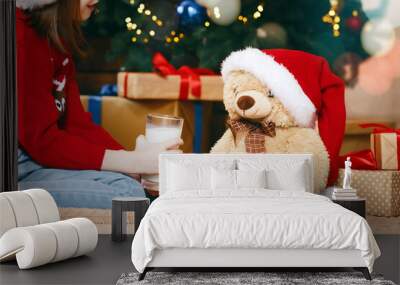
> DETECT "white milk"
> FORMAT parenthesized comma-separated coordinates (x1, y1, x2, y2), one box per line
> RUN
(143, 125, 182, 183)
(145, 125, 182, 143)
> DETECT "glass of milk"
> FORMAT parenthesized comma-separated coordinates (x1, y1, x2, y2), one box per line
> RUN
(143, 113, 184, 183)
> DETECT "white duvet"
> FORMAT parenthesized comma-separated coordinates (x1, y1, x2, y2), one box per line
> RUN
(131, 190, 380, 273)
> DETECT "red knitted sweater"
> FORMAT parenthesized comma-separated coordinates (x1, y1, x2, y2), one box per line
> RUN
(16, 8, 123, 170)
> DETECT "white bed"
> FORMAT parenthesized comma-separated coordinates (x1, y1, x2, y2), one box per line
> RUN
(131, 154, 380, 280)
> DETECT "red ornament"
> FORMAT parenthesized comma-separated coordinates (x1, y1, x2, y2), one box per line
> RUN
(346, 15, 362, 31)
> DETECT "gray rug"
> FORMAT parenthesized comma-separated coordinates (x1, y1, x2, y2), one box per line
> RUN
(116, 272, 396, 285)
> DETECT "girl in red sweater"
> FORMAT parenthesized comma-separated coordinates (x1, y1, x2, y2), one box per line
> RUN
(17, 0, 181, 208)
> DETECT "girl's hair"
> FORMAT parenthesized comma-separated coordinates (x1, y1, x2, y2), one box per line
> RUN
(27, 0, 86, 57)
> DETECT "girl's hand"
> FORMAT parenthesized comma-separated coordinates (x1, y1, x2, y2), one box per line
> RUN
(133, 135, 183, 173)
(135, 135, 183, 151)
(101, 136, 183, 175)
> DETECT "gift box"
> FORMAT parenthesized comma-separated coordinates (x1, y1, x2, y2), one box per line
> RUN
(340, 119, 396, 155)
(80, 95, 213, 153)
(117, 72, 223, 101)
(337, 169, 400, 217)
(117, 53, 223, 101)
(371, 130, 399, 170)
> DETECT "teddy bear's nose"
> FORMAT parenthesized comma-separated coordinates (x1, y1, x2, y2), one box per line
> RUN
(237, 96, 255, 110)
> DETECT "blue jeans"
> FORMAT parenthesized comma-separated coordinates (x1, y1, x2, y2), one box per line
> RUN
(18, 149, 145, 209)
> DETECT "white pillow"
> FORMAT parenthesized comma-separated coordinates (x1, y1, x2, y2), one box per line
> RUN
(167, 162, 210, 191)
(211, 168, 236, 190)
(238, 159, 309, 191)
(211, 169, 267, 191)
(166, 160, 236, 192)
(265, 164, 307, 191)
(236, 169, 267, 189)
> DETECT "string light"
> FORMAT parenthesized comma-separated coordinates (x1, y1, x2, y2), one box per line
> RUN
(213, 7, 221, 19)
(252, 2, 264, 20)
(253, 11, 261, 19)
(164, 30, 184, 44)
(322, 0, 341, 37)
(125, 1, 182, 45)
(126, 0, 268, 45)
(238, 2, 264, 23)
(137, 3, 145, 14)
(238, 15, 248, 23)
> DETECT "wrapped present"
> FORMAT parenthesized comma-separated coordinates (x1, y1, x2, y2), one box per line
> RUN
(341, 123, 399, 170)
(340, 119, 395, 155)
(366, 124, 399, 170)
(80, 95, 213, 153)
(117, 53, 223, 101)
(337, 169, 400, 217)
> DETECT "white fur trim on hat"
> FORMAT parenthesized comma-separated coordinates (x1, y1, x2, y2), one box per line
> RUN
(16, 0, 57, 10)
(221, 47, 316, 127)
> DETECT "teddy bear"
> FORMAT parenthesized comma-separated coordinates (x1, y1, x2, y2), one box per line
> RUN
(210, 48, 346, 193)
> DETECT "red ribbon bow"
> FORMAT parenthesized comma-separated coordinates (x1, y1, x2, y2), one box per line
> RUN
(359, 123, 400, 135)
(152, 52, 215, 100)
(338, 150, 378, 170)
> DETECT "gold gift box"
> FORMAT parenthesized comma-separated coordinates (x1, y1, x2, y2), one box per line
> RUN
(80, 95, 213, 153)
(337, 169, 400, 217)
(339, 119, 395, 155)
(371, 132, 399, 170)
(117, 72, 223, 101)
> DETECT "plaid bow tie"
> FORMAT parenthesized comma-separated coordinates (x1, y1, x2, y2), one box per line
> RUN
(227, 118, 276, 153)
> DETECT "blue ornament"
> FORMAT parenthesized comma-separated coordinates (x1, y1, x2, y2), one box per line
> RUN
(176, 0, 206, 30)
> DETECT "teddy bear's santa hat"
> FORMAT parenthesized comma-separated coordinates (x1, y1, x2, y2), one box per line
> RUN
(221, 47, 346, 186)
(16, 0, 57, 10)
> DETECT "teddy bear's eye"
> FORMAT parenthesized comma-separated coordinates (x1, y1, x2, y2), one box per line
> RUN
(268, 90, 274, 97)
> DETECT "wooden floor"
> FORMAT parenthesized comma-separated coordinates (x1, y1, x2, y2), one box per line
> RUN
(0, 235, 399, 285)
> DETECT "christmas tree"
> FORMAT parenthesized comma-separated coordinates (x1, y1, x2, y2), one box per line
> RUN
(83, 0, 369, 85)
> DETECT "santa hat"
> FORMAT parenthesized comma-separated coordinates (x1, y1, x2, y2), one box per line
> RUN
(16, 0, 57, 10)
(221, 47, 346, 186)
